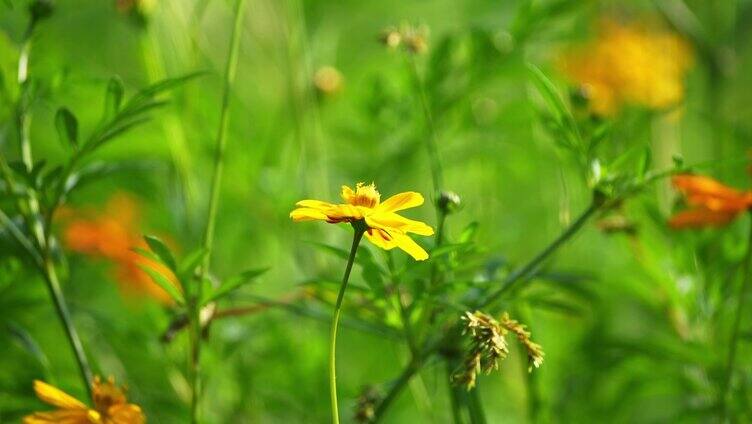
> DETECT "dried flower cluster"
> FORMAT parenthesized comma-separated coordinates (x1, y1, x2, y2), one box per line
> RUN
(379, 24, 429, 54)
(500, 312, 545, 372)
(452, 311, 544, 389)
(452, 311, 510, 389)
(354, 386, 381, 423)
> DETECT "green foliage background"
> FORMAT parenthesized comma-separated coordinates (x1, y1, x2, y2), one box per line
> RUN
(1, 0, 751, 422)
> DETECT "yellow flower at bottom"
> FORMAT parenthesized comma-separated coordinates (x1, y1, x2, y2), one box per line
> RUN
(290, 182, 434, 260)
(24, 377, 144, 424)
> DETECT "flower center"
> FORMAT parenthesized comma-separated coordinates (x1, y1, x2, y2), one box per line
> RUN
(346, 183, 380, 208)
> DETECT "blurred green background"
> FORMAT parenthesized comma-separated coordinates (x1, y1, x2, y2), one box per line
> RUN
(2, 0, 752, 422)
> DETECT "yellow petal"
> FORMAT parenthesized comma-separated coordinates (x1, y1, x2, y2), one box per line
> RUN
(290, 207, 328, 222)
(364, 229, 397, 250)
(295, 199, 335, 210)
(108, 403, 146, 424)
(32, 380, 87, 410)
(391, 232, 429, 261)
(325, 204, 364, 221)
(340, 185, 355, 203)
(365, 212, 434, 236)
(23, 409, 91, 424)
(377, 191, 424, 213)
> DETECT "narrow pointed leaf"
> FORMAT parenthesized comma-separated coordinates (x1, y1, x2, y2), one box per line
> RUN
(55, 107, 78, 148)
(203, 268, 269, 305)
(143, 235, 177, 271)
(138, 263, 184, 305)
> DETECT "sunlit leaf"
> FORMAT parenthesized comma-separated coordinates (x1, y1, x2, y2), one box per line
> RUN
(144, 235, 177, 271)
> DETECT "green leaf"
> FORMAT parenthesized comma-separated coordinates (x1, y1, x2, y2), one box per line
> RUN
(137, 263, 184, 305)
(527, 63, 582, 148)
(143, 235, 177, 271)
(636, 146, 652, 179)
(459, 222, 479, 243)
(7, 322, 51, 372)
(55, 107, 78, 148)
(178, 248, 208, 280)
(104, 76, 124, 119)
(203, 268, 269, 305)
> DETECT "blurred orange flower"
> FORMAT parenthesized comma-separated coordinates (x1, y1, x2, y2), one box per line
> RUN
(61, 193, 178, 304)
(669, 174, 752, 228)
(559, 19, 693, 116)
(24, 377, 144, 424)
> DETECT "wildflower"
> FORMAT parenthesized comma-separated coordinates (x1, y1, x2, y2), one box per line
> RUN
(61, 194, 179, 303)
(669, 174, 752, 228)
(290, 182, 434, 260)
(314, 66, 344, 96)
(24, 376, 144, 423)
(559, 19, 693, 116)
(452, 311, 544, 390)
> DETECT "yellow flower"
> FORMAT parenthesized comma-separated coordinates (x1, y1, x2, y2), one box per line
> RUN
(290, 182, 434, 260)
(24, 377, 144, 423)
(559, 19, 693, 116)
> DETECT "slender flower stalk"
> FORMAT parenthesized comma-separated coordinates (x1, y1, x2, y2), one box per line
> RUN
(190, 0, 246, 422)
(329, 226, 365, 424)
(3, 10, 95, 401)
(720, 212, 752, 418)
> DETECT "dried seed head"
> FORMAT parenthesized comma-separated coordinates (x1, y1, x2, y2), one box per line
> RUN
(354, 386, 381, 423)
(500, 312, 545, 372)
(452, 311, 545, 389)
(452, 311, 509, 390)
(379, 28, 402, 48)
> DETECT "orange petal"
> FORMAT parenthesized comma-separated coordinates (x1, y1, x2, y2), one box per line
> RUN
(672, 175, 743, 201)
(669, 208, 739, 229)
(32, 380, 87, 410)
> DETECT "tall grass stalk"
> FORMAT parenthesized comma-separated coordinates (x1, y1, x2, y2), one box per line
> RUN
(720, 213, 752, 418)
(190, 0, 246, 422)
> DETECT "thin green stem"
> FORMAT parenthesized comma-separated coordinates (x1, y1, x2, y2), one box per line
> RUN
(720, 212, 752, 419)
(446, 364, 464, 424)
(374, 201, 601, 421)
(190, 0, 246, 422)
(373, 356, 423, 422)
(0, 207, 43, 269)
(408, 54, 444, 197)
(466, 382, 487, 424)
(329, 228, 365, 424)
(41, 252, 93, 400)
(479, 201, 600, 309)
